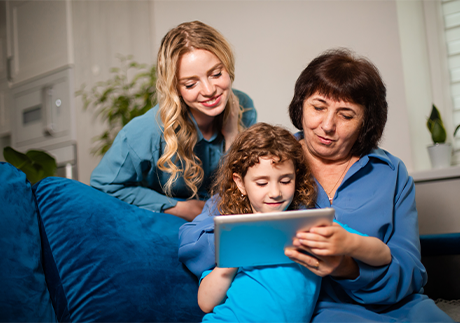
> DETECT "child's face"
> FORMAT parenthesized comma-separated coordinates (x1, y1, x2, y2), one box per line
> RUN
(233, 157, 296, 213)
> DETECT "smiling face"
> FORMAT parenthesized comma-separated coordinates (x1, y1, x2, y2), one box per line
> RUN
(177, 48, 232, 126)
(233, 157, 296, 214)
(302, 93, 365, 162)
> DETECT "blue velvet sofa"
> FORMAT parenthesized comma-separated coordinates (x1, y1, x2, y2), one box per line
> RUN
(420, 233, 460, 301)
(2, 161, 459, 322)
(0, 162, 204, 322)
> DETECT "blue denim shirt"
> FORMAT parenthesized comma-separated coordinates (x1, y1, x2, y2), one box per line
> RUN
(90, 89, 257, 212)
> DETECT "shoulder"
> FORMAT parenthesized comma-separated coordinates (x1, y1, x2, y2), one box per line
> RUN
(367, 148, 409, 174)
(362, 148, 413, 190)
(117, 105, 163, 154)
(121, 105, 162, 138)
(233, 88, 254, 108)
(233, 88, 257, 126)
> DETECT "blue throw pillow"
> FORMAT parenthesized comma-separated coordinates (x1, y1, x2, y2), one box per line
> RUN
(33, 176, 204, 322)
(0, 162, 56, 322)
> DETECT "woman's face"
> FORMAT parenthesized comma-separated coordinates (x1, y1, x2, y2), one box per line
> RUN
(302, 93, 364, 162)
(177, 49, 232, 125)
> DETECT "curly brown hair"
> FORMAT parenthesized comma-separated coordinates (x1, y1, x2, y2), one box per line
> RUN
(211, 123, 317, 215)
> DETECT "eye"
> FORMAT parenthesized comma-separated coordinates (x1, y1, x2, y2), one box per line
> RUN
(256, 182, 267, 187)
(184, 83, 196, 89)
(281, 179, 292, 185)
(212, 71, 222, 78)
(313, 105, 325, 111)
(340, 113, 354, 120)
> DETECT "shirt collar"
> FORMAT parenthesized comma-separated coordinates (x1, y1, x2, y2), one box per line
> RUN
(188, 111, 219, 143)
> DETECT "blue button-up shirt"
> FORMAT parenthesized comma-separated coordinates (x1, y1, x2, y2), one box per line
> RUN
(90, 89, 257, 212)
(178, 142, 427, 308)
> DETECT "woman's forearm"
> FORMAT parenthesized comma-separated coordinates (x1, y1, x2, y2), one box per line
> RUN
(349, 235, 392, 267)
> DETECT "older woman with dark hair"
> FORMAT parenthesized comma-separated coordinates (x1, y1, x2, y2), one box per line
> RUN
(178, 48, 453, 322)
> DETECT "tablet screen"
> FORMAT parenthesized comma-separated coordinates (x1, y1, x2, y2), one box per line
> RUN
(214, 208, 334, 268)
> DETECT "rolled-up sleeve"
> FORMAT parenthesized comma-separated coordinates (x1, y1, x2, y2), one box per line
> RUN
(329, 160, 427, 305)
(178, 198, 219, 277)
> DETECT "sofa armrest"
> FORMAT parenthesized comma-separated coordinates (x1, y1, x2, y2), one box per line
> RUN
(420, 233, 460, 257)
(420, 233, 460, 301)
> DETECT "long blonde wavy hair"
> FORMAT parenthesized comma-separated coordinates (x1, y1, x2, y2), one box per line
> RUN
(156, 21, 244, 198)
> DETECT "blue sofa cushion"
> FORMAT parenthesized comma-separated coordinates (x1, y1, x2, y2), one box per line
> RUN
(33, 176, 204, 322)
(0, 162, 56, 322)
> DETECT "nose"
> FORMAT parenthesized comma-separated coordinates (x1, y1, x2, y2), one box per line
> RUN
(201, 79, 216, 97)
(268, 184, 282, 199)
(321, 111, 336, 134)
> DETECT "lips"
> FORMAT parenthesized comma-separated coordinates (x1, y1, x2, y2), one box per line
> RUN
(317, 135, 335, 145)
(265, 202, 284, 207)
(200, 94, 222, 107)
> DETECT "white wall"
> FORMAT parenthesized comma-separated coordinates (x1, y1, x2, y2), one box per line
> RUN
(151, 0, 414, 170)
(72, 1, 153, 183)
(397, 0, 455, 172)
(21, 0, 442, 183)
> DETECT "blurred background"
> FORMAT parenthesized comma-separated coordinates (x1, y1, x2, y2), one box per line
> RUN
(0, 2, 459, 229)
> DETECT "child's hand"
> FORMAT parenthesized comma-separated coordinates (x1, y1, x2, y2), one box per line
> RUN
(286, 231, 360, 280)
(295, 222, 357, 257)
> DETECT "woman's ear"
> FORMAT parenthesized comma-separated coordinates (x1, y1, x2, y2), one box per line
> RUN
(232, 173, 246, 195)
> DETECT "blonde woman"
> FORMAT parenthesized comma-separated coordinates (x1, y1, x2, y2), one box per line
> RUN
(90, 21, 257, 221)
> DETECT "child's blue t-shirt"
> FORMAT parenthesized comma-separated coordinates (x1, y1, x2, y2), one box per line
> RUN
(202, 263, 320, 323)
(200, 220, 365, 323)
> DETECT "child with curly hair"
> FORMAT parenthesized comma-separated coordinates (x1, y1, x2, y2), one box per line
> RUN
(198, 123, 392, 322)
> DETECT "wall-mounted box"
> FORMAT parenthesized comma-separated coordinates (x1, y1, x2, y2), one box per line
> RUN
(10, 66, 77, 176)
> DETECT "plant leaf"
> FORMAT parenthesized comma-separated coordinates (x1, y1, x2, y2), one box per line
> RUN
(3, 147, 57, 184)
(429, 104, 442, 122)
(19, 163, 42, 185)
(454, 124, 460, 137)
(427, 104, 447, 143)
(26, 150, 57, 177)
(78, 54, 158, 156)
(3, 146, 30, 169)
(431, 119, 447, 143)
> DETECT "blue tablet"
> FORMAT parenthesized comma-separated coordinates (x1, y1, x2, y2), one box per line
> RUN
(214, 208, 334, 268)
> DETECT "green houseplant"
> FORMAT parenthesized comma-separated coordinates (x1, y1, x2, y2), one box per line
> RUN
(426, 104, 452, 169)
(77, 55, 157, 156)
(426, 104, 447, 144)
(3, 147, 57, 185)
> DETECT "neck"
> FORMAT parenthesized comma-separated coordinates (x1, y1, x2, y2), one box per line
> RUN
(300, 140, 357, 204)
(189, 109, 215, 140)
(301, 141, 354, 176)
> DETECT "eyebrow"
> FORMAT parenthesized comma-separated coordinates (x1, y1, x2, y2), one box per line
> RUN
(252, 173, 295, 180)
(311, 97, 327, 104)
(310, 97, 357, 111)
(178, 63, 223, 82)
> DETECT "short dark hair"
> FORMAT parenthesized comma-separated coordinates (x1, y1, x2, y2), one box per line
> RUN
(288, 48, 388, 157)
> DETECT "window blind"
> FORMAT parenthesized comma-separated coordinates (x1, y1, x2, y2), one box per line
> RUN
(442, 0, 460, 146)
